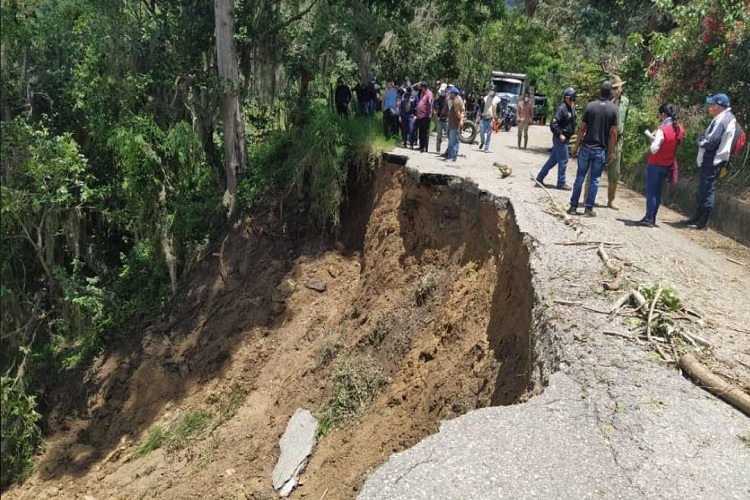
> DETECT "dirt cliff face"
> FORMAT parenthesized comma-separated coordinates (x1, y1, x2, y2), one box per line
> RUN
(6, 161, 552, 500)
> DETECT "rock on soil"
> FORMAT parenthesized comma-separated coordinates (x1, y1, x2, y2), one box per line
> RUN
(304, 278, 327, 292)
(272, 409, 318, 497)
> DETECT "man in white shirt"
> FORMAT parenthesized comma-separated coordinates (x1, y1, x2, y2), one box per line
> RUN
(683, 93, 735, 229)
(478, 85, 500, 152)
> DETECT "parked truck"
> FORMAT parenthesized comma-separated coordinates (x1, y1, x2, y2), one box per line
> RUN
(490, 71, 527, 110)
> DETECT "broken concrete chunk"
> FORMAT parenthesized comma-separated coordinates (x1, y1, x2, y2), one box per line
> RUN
(272, 409, 318, 497)
(304, 278, 327, 293)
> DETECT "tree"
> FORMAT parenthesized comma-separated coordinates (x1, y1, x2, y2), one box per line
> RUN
(215, 0, 247, 217)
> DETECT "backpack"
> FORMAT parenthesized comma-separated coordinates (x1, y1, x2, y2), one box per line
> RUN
(402, 95, 414, 115)
(730, 121, 746, 159)
(720, 121, 746, 179)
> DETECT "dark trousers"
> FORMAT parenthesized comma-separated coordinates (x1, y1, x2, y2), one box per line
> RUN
(417, 117, 430, 152)
(383, 110, 399, 138)
(336, 104, 349, 118)
(696, 162, 723, 208)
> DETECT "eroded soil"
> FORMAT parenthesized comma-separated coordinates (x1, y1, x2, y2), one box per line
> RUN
(5, 163, 540, 499)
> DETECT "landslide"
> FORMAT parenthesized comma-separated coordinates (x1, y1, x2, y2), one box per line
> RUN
(5, 161, 548, 500)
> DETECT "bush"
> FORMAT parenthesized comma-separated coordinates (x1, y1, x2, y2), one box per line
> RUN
(1, 376, 43, 487)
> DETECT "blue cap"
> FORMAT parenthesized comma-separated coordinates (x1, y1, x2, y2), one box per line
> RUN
(706, 93, 729, 107)
(449, 86, 459, 94)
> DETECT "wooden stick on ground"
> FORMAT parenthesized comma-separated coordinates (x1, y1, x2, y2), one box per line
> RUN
(679, 353, 750, 417)
(725, 257, 745, 267)
(555, 241, 625, 247)
(646, 286, 672, 362)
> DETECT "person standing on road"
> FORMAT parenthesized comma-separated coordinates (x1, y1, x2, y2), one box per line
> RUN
(478, 85, 500, 152)
(381, 80, 399, 139)
(569, 81, 619, 217)
(517, 91, 534, 149)
(432, 84, 450, 155)
(399, 85, 418, 149)
(584, 75, 630, 209)
(637, 103, 685, 227)
(446, 86, 464, 162)
(535, 87, 577, 189)
(683, 93, 736, 230)
(416, 81, 433, 153)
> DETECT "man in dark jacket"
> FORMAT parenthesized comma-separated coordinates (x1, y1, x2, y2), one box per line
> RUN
(569, 81, 620, 216)
(334, 77, 352, 118)
(535, 87, 577, 189)
(683, 93, 736, 229)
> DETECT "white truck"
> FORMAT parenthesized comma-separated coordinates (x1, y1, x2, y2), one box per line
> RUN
(491, 71, 527, 110)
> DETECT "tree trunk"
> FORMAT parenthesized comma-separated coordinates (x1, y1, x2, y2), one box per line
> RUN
(215, 0, 247, 218)
(353, 34, 371, 83)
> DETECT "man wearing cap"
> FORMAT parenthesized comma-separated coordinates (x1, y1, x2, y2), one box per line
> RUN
(584, 75, 629, 208)
(535, 87, 577, 189)
(517, 91, 534, 149)
(478, 85, 501, 152)
(683, 93, 736, 229)
(569, 81, 619, 217)
(416, 81, 433, 153)
(446, 86, 464, 162)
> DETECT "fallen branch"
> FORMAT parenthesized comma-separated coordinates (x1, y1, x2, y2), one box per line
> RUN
(553, 299, 582, 306)
(597, 243, 624, 291)
(630, 289, 649, 312)
(531, 175, 580, 230)
(555, 241, 625, 247)
(646, 286, 672, 362)
(679, 353, 750, 417)
(609, 292, 632, 318)
(602, 330, 642, 343)
(735, 357, 750, 371)
(725, 257, 745, 267)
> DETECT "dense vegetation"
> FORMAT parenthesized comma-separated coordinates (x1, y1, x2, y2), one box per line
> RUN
(1, 0, 748, 487)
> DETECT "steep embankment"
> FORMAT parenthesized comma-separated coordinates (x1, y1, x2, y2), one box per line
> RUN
(5, 160, 554, 499)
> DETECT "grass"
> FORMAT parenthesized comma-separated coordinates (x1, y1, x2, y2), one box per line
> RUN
(317, 356, 388, 436)
(216, 385, 246, 425)
(319, 341, 343, 367)
(413, 273, 438, 306)
(641, 284, 683, 312)
(131, 409, 213, 459)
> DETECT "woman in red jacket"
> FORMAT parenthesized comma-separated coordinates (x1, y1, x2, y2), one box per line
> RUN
(638, 103, 685, 227)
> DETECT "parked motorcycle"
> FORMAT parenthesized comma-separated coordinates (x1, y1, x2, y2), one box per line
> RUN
(501, 103, 516, 132)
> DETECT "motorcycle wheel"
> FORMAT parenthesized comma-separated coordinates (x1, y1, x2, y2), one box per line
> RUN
(459, 121, 478, 144)
(503, 120, 511, 132)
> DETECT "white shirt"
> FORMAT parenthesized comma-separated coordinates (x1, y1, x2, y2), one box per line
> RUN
(481, 94, 501, 120)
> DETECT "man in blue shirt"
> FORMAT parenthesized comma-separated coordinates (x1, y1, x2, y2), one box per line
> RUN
(381, 80, 399, 139)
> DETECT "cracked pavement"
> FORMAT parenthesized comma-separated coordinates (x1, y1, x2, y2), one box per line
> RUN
(360, 126, 750, 500)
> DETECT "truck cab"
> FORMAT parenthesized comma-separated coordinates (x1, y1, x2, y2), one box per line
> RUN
(491, 71, 526, 110)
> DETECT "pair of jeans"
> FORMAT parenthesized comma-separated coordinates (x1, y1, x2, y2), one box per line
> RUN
(435, 120, 448, 152)
(645, 163, 670, 221)
(401, 115, 416, 146)
(536, 135, 569, 187)
(696, 162, 723, 208)
(383, 109, 399, 138)
(479, 118, 493, 150)
(447, 127, 459, 160)
(571, 145, 606, 210)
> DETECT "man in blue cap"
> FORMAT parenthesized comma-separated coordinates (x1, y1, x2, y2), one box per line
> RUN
(683, 93, 736, 229)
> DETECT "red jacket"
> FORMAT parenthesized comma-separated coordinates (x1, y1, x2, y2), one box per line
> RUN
(648, 122, 685, 167)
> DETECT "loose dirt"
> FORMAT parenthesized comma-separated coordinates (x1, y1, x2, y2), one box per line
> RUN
(4, 163, 542, 499)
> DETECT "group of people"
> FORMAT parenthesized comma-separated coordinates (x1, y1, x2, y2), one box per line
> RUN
(338, 73, 741, 231)
(536, 77, 739, 230)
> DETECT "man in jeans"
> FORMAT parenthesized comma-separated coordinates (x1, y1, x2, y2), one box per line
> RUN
(569, 81, 619, 217)
(432, 84, 450, 154)
(381, 80, 399, 138)
(535, 87, 577, 189)
(478, 85, 500, 152)
(517, 91, 534, 149)
(683, 93, 736, 229)
(445, 86, 464, 162)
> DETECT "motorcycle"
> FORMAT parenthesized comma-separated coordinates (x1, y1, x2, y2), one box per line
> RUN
(501, 103, 516, 132)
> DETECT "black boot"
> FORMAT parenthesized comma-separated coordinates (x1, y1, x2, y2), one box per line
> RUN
(682, 208, 702, 226)
(687, 207, 711, 230)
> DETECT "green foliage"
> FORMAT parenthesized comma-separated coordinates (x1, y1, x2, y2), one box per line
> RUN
(317, 356, 388, 435)
(1, 376, 43, 487)
(641, 284, 683, 313)
(132, 425, 165, 460)
(132, 409, 213, 459)
(414, 273, 438, 306)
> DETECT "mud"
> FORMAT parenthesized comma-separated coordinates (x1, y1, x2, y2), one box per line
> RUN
(5, 161, 551, 499)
